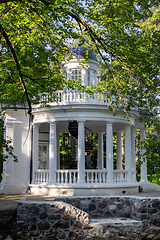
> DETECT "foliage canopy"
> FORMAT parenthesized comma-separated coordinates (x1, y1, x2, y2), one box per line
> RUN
(0, 0, 159, 115)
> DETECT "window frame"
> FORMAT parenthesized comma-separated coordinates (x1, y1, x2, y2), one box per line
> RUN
(38, 143, 49, 169)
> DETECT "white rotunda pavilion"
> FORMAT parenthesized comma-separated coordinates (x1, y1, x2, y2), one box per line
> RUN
(1, 46, 158, 196)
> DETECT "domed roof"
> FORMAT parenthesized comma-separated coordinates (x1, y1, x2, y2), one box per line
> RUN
(66, 46, 97, 61)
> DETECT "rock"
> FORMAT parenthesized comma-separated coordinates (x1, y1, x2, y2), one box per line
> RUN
(68, 231, 75, 238)
(49, 213, 61, 220)
(152, 200, 160, 208)
(30, 224, 37, 231)
(89, 204, 96, 212)
(28, 206, 40, 215)
(109, 205, 117, 210)
(98, 202, 107, 209)
(17, 214, 27, 221)
(147, 234, 156, 239)
(53, 220, 70, 228)
(57, 231, 66, 239)
(38, 220, 50, 230)
(40, 212, 48, 219)
(73, 221, 83, 229)
(62, 213, 70, 220)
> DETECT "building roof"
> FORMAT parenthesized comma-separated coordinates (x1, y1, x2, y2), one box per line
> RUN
(66, 46, 97, 61)
(138, 108, 152, 115)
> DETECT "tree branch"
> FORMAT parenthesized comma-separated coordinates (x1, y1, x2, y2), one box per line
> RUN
(40, 0, 149, 88)
(0, 24, 32, 114)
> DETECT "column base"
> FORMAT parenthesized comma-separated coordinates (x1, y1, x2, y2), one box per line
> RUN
(140, 181, 160, 193)
(77, 180, 85, 185)
(47, 181, 57, 186)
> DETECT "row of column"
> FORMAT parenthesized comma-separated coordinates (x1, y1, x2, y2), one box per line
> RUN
(97, 124, 147, 183)
(33, 121, 147, 184)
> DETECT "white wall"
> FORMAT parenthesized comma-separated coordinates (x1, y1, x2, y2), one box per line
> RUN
(1, 110, 30, 194)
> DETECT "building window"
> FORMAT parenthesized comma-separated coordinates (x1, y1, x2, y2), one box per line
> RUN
(92, 70, 95, 85)
(87, 70, 90, 86)
(38, 144, 49, 169)
(71, 69, 81, 81)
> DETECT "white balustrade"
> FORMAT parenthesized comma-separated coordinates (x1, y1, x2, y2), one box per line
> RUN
(56, 170, 78, 184)
(34, 170, 49, 183)
(34, 90, 138, 110)
(113, 170, 128, 182)
(85, 170, 108, 184)
(33, 169, 130, 185)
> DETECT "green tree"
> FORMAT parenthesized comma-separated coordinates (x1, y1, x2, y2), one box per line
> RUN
(0, 0, 159, 114)
(0, 0, 159, 178)
(144, 119, 160, 184)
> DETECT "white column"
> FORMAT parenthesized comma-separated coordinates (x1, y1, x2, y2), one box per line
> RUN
(98, 132, 104, 169)
(140, 128, 148, 182)
(67, 69, 72, 79)
(106, 122, 113, 182)
(57, 132, 60, 169)
(49, 122, 57, 183)
(90, 70, 93, 86)
(131, 127, 136, 182)
(81, 68, 86, 86)
(77, 121, 85, 184)
(117, 132, 122, 169)
(33, 123, 39, 182)
(125, 125, 132, 182)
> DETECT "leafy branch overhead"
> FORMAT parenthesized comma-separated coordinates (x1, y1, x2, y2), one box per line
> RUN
(0, 0, 159, 116)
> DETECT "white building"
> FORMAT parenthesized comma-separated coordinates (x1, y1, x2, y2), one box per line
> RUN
(0, 46, 158, 196)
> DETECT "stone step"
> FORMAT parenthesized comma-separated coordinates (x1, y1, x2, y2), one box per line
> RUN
(84, 218, 143, 239)
(89, 218, 142, 228)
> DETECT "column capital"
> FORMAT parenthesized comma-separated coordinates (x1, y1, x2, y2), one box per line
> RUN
(97, 132, 105, 135)
(33, 123, 40, 127)
(78, 120, 85, 124)
(116, 130, 123, 134)
(125, 124, 131, 130)
(48, 121, 56, 125)
(140, 127, 145, 132)
(106, 121, 114, 125)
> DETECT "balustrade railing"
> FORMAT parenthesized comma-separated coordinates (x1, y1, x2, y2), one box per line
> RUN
(35, 90, 136, 109)
(56, 170, 78, 184)
(113, 170, 128, 182)
(33, 169, 129, 184)
(34, 170, 49, 183)
(85, 170, 108, 184)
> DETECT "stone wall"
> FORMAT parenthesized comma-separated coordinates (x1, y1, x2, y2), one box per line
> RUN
(17, 196, 160, 240)
(17, 199, 89, 239)
(55, 196, 160, 225)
